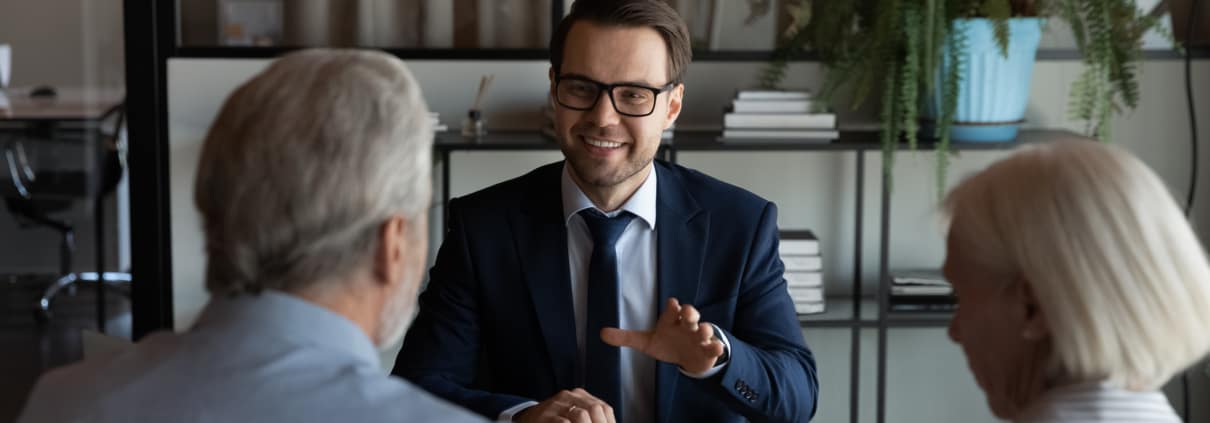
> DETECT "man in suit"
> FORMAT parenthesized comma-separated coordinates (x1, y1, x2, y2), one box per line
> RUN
(393, 1, 819, 422)
(18, 50, 485, 423)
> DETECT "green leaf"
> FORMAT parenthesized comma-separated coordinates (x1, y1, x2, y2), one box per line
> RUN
(900, 2, 923, 151)
(980, 0, 1012, 56)
(936, 18, 967, 196)
(881, 59, 901, 193)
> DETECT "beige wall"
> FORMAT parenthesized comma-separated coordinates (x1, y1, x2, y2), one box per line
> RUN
(0, 0, 124, 88)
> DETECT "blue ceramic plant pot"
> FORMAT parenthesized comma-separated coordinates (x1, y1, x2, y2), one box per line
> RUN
(929, 18, 1043, 142)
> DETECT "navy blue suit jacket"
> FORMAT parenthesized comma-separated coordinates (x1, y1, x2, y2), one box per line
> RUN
(394, 161, 819, 423)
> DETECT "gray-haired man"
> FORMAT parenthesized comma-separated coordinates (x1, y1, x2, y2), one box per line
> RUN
(18, 49, 485, 423)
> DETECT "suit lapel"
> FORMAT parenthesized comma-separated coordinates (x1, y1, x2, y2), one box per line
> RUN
(510, 163, 579, 390)
(653, 162, 709, 423)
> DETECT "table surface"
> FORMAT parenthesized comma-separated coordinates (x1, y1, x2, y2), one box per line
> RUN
(0, 87, 124, 121)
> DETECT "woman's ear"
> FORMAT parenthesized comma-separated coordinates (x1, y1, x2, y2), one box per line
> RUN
(1015, 276, 1049, 341)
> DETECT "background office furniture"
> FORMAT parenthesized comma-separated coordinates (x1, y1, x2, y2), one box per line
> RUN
(0, 88, 130, 330)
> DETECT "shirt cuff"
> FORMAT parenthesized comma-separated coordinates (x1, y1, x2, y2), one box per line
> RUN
(680, 324, 731, 379)
(498, 401, 539, 422)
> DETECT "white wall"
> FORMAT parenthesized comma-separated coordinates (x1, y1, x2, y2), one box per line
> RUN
(166, 57, 1210, 422)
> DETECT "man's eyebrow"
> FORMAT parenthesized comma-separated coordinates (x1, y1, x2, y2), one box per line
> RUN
(560, 72, 662, 88)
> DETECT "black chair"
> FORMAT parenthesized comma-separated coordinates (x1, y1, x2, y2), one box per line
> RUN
(2, 102, 131, 323)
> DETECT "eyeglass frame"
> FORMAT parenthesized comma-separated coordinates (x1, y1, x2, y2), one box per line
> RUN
(553, 74, 676, 118)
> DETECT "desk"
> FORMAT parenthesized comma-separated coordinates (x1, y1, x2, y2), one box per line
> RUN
(1, 87, 124, 333)
(0, 88, 124, 122)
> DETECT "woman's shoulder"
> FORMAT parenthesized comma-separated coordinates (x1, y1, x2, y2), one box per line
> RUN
(1016, 382, 1180, 423)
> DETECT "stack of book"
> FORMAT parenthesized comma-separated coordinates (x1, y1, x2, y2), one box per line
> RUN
(428, 112, 448, 133)
(721, 90, 838, 142)
(888, 270, 956, 313)
(781, 230, 825, 315)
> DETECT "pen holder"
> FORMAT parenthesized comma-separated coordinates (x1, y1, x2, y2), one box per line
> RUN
(462, 109, 486, 140)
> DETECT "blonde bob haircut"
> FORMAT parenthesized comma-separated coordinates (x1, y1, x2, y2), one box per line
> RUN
(943, 138, 1210, 390)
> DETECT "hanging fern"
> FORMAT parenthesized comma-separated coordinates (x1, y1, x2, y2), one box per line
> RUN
(937, 18, 967, 197)
(980, 0, 1014, 56)
(881, 60, 901, 193)
(900, 3, 923, 152)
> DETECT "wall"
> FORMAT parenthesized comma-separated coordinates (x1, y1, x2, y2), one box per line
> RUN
(166, 57, 1210, 422)
(0, 0, 127, 276)
(0, 0, 125, 88)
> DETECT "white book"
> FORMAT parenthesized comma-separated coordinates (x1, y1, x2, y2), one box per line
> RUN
(779, 232, 820, 255)
(891, 270, 948, 286)
(732, 100, 816, 114)
(737, 90, 812, 101)
(724, 113, 836, 129)
(795, 302, 826, 314)
(787, 286, 824, 303)
(784, 271, 823, 287)
(782, 256, 822, 272)
(892, 285, 953, 296)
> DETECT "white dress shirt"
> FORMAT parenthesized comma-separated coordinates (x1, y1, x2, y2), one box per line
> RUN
(499, 163, 728, 422)
(1016, 382, 1181, 423)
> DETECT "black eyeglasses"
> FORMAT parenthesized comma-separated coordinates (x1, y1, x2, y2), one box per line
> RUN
(554, 75, 675, 117)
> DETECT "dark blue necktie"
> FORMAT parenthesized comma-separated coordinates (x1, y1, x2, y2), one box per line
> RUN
(579, 209, 634, 417)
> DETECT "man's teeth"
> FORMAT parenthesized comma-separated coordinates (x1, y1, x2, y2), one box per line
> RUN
(585, 138, 623, 149)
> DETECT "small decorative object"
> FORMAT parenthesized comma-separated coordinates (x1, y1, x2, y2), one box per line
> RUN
(462, 74, 494, 139)
(0, 44, 10, 89)
(221, 0, 283, 46)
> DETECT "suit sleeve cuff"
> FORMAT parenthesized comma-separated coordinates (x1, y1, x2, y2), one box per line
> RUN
(497, 401, 539, 422)
(680, 324, 731, 379)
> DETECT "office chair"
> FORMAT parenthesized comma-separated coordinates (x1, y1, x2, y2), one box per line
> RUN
(2, 102, 132, 323)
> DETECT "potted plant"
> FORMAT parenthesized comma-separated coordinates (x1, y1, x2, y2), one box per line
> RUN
(763, 0, 1167, 191)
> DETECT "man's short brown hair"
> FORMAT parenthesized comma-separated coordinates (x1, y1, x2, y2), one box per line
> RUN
(550, 0, 692, 85)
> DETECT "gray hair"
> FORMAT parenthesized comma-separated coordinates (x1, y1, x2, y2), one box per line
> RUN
(195, 49, 432, 296)
(943, 139, 1210, 390)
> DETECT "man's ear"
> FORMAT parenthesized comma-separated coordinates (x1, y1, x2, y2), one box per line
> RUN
(664, 83, 684, 131)
(1015, 276, 1049, 341)
(373, 215, 409, 289)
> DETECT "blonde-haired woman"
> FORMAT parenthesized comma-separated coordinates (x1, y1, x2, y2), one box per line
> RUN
(942, 139, 1210, 422)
